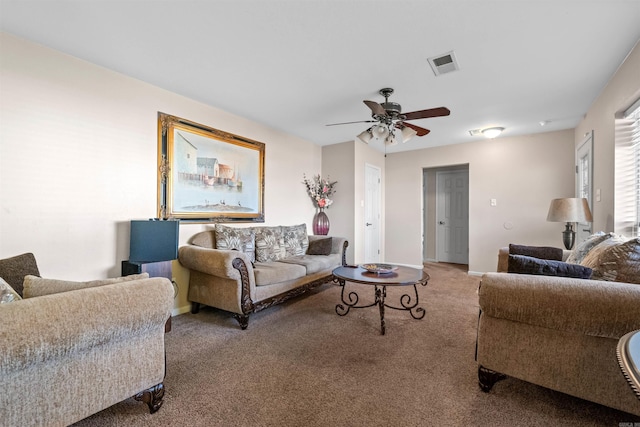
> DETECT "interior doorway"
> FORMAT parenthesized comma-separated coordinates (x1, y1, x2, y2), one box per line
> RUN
(423, 165, 469, 265)
(576, 131, 593, 245)
(364, 163, 382, 263)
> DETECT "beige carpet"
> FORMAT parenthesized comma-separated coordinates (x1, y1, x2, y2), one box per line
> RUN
(74, 263, 639, 426)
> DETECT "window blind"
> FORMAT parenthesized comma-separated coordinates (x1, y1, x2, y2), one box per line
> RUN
(615, 98, 640, 237)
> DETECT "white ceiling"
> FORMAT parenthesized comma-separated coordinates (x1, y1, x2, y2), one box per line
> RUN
(1, 0, 639, 153)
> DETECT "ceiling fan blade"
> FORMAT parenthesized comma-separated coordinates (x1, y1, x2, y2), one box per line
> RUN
(402, 107, 450, 121)
(325, 120, 376, 126)
(363, 100, 388, 117)
(400, 121, 431, 136)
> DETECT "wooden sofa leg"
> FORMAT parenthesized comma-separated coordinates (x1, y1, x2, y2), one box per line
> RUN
(478, 365, 506, 392)
(190, 302, 200, 314)
(234, 313, 249, 330)
(134, 383, 165, 413)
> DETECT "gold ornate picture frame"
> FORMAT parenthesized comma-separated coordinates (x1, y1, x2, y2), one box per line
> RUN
(157, 112, 265, 222)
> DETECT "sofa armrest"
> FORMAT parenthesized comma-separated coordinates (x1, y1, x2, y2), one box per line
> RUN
(0, 278, 173, 373)
(479, 272, 640, 339)
(497, 247, 573, 272)
(497, 247, 509, 272)
(178, 245, 254, 280)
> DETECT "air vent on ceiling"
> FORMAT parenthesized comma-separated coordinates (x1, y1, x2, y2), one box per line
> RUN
(428, 51, 459, 76)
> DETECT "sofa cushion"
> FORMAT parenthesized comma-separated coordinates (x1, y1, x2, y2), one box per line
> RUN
(0, 277, 22, 304)
(508, 254, 593, 279)
(0, 252, 40, 297)
(254, 226, 286, 262)
(282, 224, 309, 257)
(22, 273, 150, 298)
(215, 225, 256, 263)
(279, 253, 340, 275)
(509, 244, 563, 261)
(580, 237, 640, 284)
(307, 237, 333, 256)
(252, 261, 306, 286)
(566, 231, 620, 264)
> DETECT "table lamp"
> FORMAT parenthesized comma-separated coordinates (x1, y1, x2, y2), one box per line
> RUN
(546, 198, 593, 250)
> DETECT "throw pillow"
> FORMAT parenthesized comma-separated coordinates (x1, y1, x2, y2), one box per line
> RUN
(0, 277, 22, 304)
(22, 273, 149, 298)
(566, 232, 619, 264)
(307, 237, 333, 256)
(0, 252, 40, 297)
(215, 225, 256, 263)
(508, 254, 593, 279)
(580, 237, 640, 283)
(509, 244, 563, 261)
(579, 235, 627, 270)
(254, 226, 286, 262)
(282, 224, 309, 257)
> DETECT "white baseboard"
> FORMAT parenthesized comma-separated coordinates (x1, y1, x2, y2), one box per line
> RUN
(171, 305, 191, 317)
(393, 262, 425, 269)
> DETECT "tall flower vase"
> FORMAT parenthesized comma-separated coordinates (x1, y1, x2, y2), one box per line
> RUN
(313, 208, 330, 235)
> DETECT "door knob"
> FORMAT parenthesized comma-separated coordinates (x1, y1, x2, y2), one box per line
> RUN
(365, 223, 372, 226)
(439, 221, 445, 225)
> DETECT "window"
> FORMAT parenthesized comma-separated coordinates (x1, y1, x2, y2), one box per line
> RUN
(615, 98, 640, 237)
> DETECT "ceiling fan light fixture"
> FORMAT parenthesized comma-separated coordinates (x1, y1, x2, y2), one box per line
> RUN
(401, 126, 418, 143)
(373, 124, 389, 139)
(385, 133, 399, 146)
(356, 127, 373, 144)
(482, 127, 504, 139)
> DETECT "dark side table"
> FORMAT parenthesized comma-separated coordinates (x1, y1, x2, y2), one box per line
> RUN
(122, 260, 174, 332)
(617, 329, 640, 400)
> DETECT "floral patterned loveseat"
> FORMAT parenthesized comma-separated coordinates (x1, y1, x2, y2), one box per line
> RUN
(178, 224, 348, 329)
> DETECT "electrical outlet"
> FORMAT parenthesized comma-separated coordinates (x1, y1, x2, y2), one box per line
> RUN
(490, 198, 497, 207)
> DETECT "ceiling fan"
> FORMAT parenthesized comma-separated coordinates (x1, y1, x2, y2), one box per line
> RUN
(326, 88, 450, 145)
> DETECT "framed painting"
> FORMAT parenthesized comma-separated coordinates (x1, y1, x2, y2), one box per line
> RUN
(157, 112, 265, 222)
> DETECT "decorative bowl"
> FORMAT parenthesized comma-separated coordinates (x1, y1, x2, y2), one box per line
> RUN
(360, 263, 398, 274)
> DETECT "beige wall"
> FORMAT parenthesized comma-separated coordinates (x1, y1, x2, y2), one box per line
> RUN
(385, 130, 575, 273)
(0, 33, 322, 314)
(575, 41, 640, 232)
(321, 140, 385, 265)
(321, 142, 355, 264)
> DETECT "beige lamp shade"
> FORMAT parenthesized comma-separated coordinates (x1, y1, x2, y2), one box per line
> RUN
(546, 198, 593, 223)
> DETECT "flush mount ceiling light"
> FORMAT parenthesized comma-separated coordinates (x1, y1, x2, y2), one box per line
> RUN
(481, 127, 504, 139)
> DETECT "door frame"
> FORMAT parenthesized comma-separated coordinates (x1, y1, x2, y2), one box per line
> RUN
(423, 165, 469, 264)
(575, 131, 594, 243)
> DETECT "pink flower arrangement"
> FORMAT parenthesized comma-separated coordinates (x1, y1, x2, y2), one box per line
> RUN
(302, 174, 337, 209)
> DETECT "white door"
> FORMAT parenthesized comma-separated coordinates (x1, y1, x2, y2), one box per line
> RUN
(436, 169, 469, 264)
(364, 164, 381, 263)
(576, 131, 593, 244)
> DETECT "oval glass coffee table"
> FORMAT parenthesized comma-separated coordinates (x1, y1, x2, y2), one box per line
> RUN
(332, 264, 429, 335)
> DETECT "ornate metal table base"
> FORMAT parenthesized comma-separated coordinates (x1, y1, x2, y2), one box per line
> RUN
(333, 271, 428, 335)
